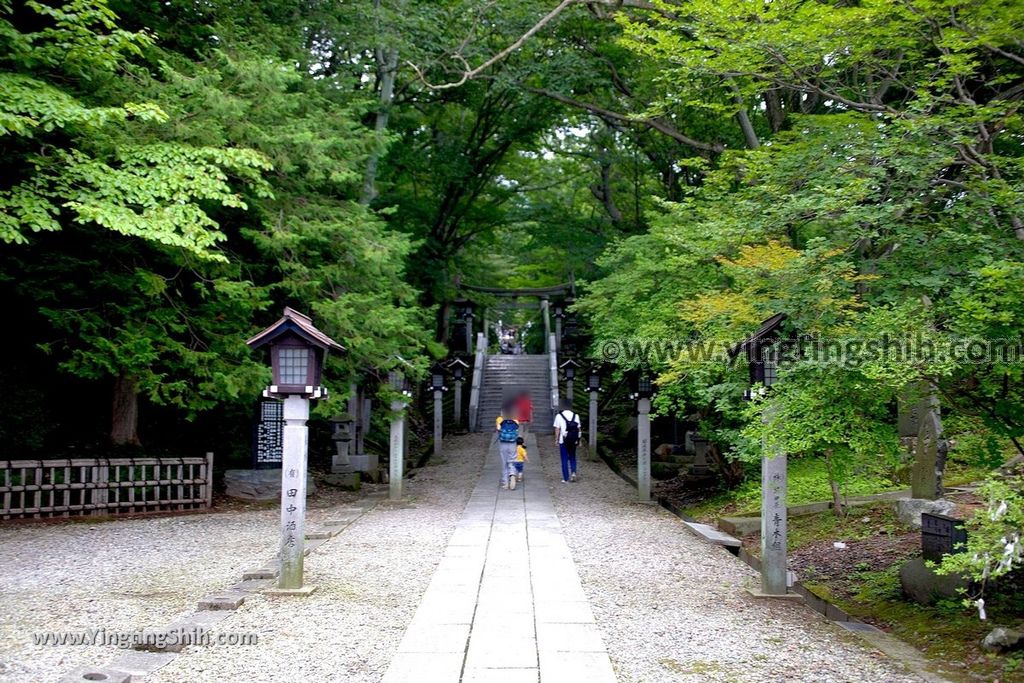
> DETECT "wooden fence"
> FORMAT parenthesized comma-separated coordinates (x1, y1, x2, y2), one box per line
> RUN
(0, 453, 213, 520)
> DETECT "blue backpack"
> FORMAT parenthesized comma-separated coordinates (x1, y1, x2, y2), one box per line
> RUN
(498, 418, 519, 443)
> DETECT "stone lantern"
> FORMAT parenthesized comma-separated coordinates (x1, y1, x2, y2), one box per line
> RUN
(690, 433, 712, 476)
(448, 357, 469, 427)
(247, 307, 342, 400)
(728, 312, 796, 599)
(560, 357, 582, 402)
(328, 413, 356, 477)
(246, 307, 343, 594)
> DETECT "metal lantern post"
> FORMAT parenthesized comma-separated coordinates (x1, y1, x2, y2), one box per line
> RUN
(430, 362, 446, 456)
(246, 307, 343, 595)
(388, 368, 412, 501)
(629, 370, 654, 503)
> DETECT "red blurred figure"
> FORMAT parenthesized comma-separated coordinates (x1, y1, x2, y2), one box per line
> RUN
(514, 390, 533, 436)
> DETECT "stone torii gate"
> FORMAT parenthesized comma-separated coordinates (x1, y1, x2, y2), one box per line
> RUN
(457, 277, 576, 353)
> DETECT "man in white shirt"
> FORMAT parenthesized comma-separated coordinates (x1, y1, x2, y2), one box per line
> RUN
(553, 398, 582, 483)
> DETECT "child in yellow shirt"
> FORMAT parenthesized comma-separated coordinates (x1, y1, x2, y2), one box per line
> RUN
(509, 436, 529, 490)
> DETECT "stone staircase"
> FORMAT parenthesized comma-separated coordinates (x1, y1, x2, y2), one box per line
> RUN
(476, 354, 553, 433)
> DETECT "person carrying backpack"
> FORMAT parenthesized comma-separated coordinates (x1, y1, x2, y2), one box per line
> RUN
(553, 398, 582, 483)
(495, 400, 520, 489)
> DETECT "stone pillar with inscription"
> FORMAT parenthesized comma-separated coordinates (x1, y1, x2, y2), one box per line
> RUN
(760, 450, 788, 595)
(754, 404, 795, 598)
(433, 389, 443, 456)
(637, 398, 651, 502)
(588, 390, 598, 460)
(278, 395, 311, 593)
(566, 378, 574, 404)
(389, 400, 405, 500)
(541, 299, 551, 353)
(453, 380, 464, 427)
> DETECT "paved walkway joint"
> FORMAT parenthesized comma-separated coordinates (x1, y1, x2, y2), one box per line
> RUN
(383, 434, 616, 683)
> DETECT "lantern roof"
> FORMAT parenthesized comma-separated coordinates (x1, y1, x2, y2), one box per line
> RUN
(727, 312, 787, 359)
(447, 357, 470, 369)
(559, 358, 582, 369)
(246, 307, 344, 352)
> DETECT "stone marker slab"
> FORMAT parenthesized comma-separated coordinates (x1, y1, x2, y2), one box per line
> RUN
(109, 651, 177, 677)
(242, 566, 277, 581)
(323, 518, 356, 528)
(912, 410, 943, 500)
(229, 579, 273, 593)
(132, 610, 233, 652)
(197, 592, 246, 610)
(306, 529, 332, 540)
(684, 521, 742, 549)
(59, 667, 132, 683)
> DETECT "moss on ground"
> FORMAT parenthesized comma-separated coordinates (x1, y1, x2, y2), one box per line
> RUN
(763, 505, 1023, 681)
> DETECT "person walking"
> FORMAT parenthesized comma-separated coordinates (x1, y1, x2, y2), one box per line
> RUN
(495, 400, 520, 489)
(553, 398, 582, 483)
(508, 436, 529, 489)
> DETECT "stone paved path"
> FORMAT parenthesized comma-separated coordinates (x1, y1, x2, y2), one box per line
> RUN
(0, 432, 931, 683)
(383, 433, 616, 683)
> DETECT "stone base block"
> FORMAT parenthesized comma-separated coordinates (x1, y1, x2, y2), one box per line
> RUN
(197, 592, 246, 610)
(229, 579, 273, 593)
(306, 529, 332, 540)
(109, 651, 176, 677)
(242, 567, 277, 581)
(899, 556, 968, 605)
(895, 498, 956, 528)
(264, 585, 318, 597)
(223, 469, 316, 501)
(745, 588, 804, 601)
(322, 472, 360, 489)
(59, 667, 131, 683)
(349, 453, 378, 472)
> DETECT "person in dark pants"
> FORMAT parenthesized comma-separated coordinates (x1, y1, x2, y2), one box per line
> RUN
(552, 398, 581, 483)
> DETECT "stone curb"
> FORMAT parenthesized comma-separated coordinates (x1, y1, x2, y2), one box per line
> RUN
(595, 446, 953, 683)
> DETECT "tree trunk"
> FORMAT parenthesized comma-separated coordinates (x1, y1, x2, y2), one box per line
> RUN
(111, 373, 141, 447)
(360, 45, 399, 206)
(763, 89, 786, 133)
(824, 448, 844, 517)
(730, 84, 760, 149)
(709, 443, 745, 487)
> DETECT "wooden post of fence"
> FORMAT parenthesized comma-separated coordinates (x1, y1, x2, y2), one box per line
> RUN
(95, 459, 109, 514)
(204, 452, 214, 509)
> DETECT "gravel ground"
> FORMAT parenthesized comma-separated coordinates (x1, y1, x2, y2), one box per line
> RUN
(538, 440, 925, 683)
(147, 434, 484, 683)
(0, 435, 487, 683)
(2, 434, 929, 683)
